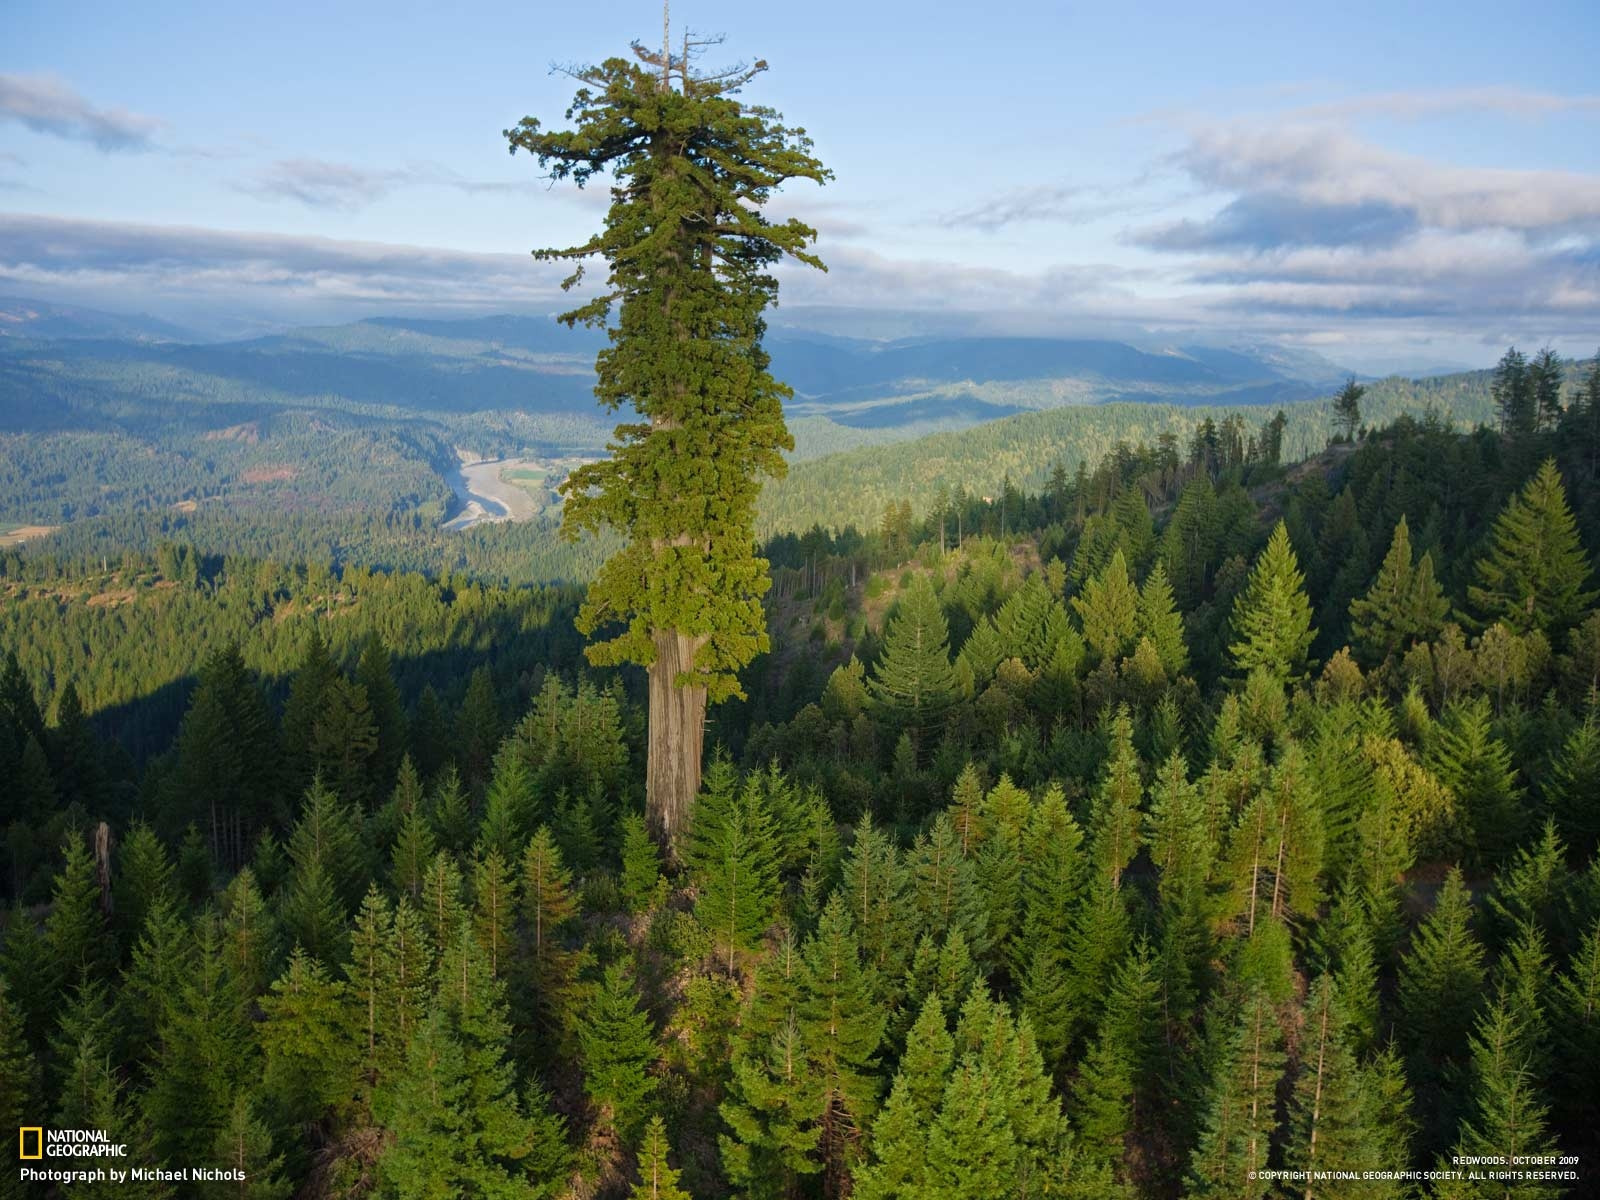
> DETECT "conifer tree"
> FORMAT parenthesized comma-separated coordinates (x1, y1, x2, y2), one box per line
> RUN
(49, 970, 116, 1104)
(1493, 920, 1552, 1084)
(50, 1041, 129, 1200)
(618, 811, 662, 913)
(930, 987, 1065, 1200)
(688, 762, 780, 972)
(221, 867, 279, 1006)
(391, 780, 437, 902)
(837, 816, 911, 985)
(430, 763, 474, 854)
(1429, 697, 1523, 865)
(118, 894, 193, 1062)
(1016, 788, 1086, 1068)
(1072, 549, 1140, 663)
(796, 894, 887, 1190)
(507, 37, 830, 854)
(114, 820, 176, 954)
(480, 750, 538, 864)
(419, 849, 468, 960)
(519, 828, 579, 1031)
(1069, 943, 1160, 1181)
(0, 980, 39, 1196)
(1334, 376, 1364, 441)
(867, 578, 958, 758)
(206, 1093, 292, 1200)
(1399, 868, 1485, 1066)
(288, 776, 369, 907)
(1145, 752, 1209, 907)
(410, 683, 452, 784)
(456, 664, 502, 793)
(280, 628, 337, 799)
(1526, 347, 1565, 428)
(1229, 521, 1317, 681)
(1542, 719, 1600, 858)
(472, 847, 518, 978)
(1446, 999, 1556, 1194)
(311, 675, 380, 811)
(578, 960, 658, 1140)
(721, 1013, 825, 1199)
(1087, 707, 1144, 889)
(1549, 914, 1600, 1140)
(348, 885, 395, 1100)
(280, 849, 349, 967)
(142, 915, 254, 1164)
(1186, 986, 1284, 1198)
(907, 813, 990, 966)
(855, 993, 953, 1200)
(1349, 515, 1449, 667)
(257, 947, 358, 1129)
(1468, 459, 1596, 635)
(1398, 868, 1485, 1154)
(1137, 560, 1189, 677)
(631, 1115, 691, 1200)
(375, 898, 432, 1114)
(355, 632, 405, 792)
(384, 926, 566, 1199)
(1493, 346, 1536, 437)
(45, 830, 113, 986)
(1063, 875, 1131, 1052)
(1484, 820, 1568, 951)
(1283, 977, 1381, 1193)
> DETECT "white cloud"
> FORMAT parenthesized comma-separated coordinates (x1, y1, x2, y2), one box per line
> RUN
(0, 73, 163, 152)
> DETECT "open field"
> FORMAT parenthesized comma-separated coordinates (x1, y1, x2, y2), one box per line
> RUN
(0, 524, 58, 547)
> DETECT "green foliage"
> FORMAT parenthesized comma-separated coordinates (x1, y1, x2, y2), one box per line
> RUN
(1334, 376, 1365, 441)
(1072, 550, 1140, 663)
(1186, 986, 1284, 1198)
(618, 812, 662, 913)
(631, 1115, 691, 1200)
(1349, 514, 1450, 667)
(687, 761, 781, 971)
(1443, 999, 1556, 1199)
(1429, 697, 1524, 865)
(1467, 459, 1595, 634)
(1086, 708, 1143, 889)
(382, 926, 566, 1199)
(5, 376, 1600, 1200)
(1228, 521, 1317, 681)
(577, 960, 658, 1140)
(507, 45, 828, 703)
(867, 578, 958, 754)
(257, 948, 358, 1129)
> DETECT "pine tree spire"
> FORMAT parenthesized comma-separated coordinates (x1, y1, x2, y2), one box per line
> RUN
(1229, 521, 1317, 681)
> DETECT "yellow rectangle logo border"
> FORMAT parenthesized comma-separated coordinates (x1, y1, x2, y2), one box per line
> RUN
(19, 1127, 43, 1159)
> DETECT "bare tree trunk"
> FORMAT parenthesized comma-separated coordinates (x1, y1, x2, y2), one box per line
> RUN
(647, 628, 708, 862)
(94, 821, 113, 916)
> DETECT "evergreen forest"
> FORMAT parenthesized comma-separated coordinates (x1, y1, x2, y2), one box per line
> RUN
(5, 360, 1600, 1196)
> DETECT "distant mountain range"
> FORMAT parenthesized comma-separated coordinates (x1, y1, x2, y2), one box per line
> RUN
(0, 298, 1359, 440)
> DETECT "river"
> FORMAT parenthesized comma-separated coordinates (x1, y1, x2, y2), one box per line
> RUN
(442, 458, 540, 531)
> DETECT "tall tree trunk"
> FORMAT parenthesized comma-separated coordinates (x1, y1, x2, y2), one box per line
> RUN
(647, 628, 708, 861)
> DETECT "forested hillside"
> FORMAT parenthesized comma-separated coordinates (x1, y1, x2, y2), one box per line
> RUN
(4, 300, 1553, 589)
(4, 373, 1599, 1196)
(758, 369, 1507, 537)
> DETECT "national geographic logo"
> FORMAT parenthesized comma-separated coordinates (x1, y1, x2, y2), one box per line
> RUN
(16, 1126, 129, 1159)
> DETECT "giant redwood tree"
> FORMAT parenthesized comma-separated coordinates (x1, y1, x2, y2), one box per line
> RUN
(505, 28, 831, 854)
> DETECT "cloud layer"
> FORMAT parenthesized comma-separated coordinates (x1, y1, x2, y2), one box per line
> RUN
(0, 73, 163, 152)
(236, 157, 555, 210)
(0, 212, 568, 314)
(1124, 118, 1600, 344)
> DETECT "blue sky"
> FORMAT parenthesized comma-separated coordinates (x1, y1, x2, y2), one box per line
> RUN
(2, 0, 1597, 369)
